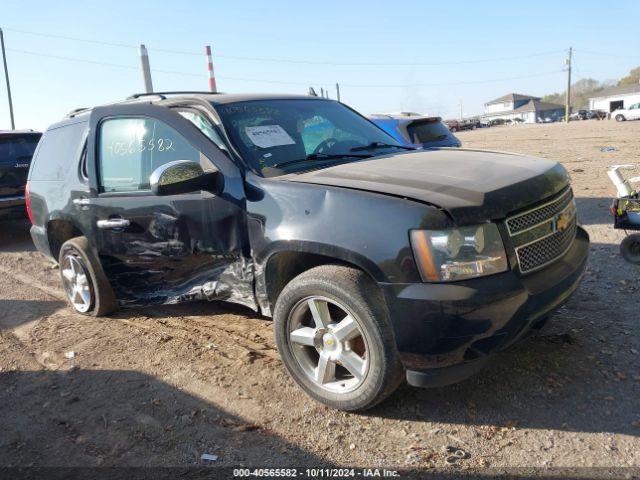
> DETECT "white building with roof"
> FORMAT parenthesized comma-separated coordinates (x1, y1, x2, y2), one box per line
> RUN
(588, 83, 640, 113)
(482, 93, 565, 123)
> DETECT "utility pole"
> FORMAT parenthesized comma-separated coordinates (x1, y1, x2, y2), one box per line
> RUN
(564, 47, 572, 123)
(139, 44, 153, 93)
(336, 83, 341, 102)
(205, 45, 217, 93)
(0, 28, 15, 129)
(459, 100, 463, 120)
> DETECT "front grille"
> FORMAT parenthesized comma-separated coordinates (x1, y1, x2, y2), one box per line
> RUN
(515, 217, 577, 273)
(506, 188, 577, 274)
(506, 188, 573, 235)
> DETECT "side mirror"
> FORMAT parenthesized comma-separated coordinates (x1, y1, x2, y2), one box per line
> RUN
(150, 160, 223, 196)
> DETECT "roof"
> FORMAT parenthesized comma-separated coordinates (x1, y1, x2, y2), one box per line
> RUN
(0, 129, 41, 136)
(513, 99, 565, 113)
(485, 93, 540, 105)
(589, 83, 640, 99)
(197, 92, 327, 105)
(61, 92, 330, 120)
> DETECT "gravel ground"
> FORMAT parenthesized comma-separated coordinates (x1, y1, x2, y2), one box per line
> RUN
(0, 120, 639, 477)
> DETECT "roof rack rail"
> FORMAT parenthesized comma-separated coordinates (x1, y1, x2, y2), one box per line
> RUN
(127, 91, 220, 100)
(66, 107, 91, 119)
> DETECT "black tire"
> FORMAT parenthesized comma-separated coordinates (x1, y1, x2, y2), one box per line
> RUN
(58, 236, 118, 316)
(450, 127, 457, 132)
(620, 234, 640, 264)
(273, 265, 403, 411)
(615, 114, 625, 122)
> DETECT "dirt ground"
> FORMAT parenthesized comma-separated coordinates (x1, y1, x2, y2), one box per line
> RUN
(1, 120, 639, 476)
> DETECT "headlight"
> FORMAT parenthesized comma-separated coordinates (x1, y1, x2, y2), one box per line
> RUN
(410, 224, 508, 282)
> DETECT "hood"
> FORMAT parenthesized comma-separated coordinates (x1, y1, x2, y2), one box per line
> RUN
(279, 149, 570, 225)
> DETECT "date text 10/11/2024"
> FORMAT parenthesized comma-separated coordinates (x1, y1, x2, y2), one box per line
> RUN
(232, 468, 401, 478)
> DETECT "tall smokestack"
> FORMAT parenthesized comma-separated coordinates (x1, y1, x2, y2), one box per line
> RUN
(205, 45, 217, 93)
(139, 44, 153, 93)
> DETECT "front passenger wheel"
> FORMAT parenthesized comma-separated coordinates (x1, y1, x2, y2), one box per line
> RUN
(59, 237, 118, 316)
(615, 114, 625, 122)
(273, 265, 403, 411)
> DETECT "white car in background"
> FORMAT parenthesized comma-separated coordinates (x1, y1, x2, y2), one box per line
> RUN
(613, 103, 640, 122)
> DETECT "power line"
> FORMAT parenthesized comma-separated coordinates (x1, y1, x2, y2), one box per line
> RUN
(341, 70, 564, 88)
(7, 48, 564, 88)
(575, 49, 639, 60)
(3, 27, 566, 66)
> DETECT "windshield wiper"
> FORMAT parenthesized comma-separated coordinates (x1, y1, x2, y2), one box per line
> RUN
(272, 152, 372, 169)
(350, 141, 415, 152)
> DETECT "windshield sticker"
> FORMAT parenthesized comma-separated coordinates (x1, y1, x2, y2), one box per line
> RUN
(245, 125, 295, 149)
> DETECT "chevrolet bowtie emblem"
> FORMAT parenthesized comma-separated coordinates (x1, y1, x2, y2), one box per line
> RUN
(555, 212, 571, 232)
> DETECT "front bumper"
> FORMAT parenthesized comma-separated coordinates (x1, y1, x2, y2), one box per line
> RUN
(379, 226, 589, 387)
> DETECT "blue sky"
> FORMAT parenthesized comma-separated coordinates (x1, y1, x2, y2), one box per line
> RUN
(1, 0, 639, 130)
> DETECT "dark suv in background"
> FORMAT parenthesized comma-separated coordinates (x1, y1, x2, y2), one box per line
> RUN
(27, 92, 588, 411)
(0, 130, 41, 219)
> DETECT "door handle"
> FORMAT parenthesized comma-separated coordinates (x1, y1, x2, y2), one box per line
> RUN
(97, 218, 131, 229)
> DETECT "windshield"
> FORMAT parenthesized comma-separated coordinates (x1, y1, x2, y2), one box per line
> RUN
(214, 99, 405, 175)
(406, 120, 452, 143)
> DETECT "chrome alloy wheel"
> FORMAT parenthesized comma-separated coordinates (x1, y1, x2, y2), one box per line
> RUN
(61, 253, 93, 313)
(287, 296, 370, 393)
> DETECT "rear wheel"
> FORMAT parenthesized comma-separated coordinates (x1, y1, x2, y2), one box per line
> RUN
(620, 234, 640, 264)
(273, 265, 403, 411)
(615, 114, 625, 122)
(59, 237, 118, 316)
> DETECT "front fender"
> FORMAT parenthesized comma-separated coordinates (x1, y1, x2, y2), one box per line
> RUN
(246, 173, 450, 314)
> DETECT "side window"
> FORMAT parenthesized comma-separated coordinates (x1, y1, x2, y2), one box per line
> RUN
(30, 123, 86, 182)
(98, 117, 204, 193)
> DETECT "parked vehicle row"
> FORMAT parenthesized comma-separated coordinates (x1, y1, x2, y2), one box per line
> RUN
(569, 110, 607, 121)
(444, 118, 481, 132)
(25, 92, 589, 411)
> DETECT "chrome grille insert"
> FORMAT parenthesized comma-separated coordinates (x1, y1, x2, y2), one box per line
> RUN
(506, 188, 573, 235)
(506, 189, 577, 274)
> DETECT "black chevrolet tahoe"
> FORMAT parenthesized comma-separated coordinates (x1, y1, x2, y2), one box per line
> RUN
(1, 130, 41, 219)
(27, 92, 589, 411)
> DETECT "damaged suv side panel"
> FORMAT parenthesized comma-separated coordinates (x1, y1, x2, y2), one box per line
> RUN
(245, 173, 451, 315)
(33, 103, 257, 310)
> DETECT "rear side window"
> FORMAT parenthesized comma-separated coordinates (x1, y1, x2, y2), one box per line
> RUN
(98, 117, 205, 193)
(30, 123, 86, 181)
(0, 134, 41, 165)
(406, 121, 452, 143)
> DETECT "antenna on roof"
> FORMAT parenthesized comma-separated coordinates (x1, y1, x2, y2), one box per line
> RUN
(308, 87, 318, 97)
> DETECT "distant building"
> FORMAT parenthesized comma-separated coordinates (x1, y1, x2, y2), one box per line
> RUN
(588, 83, 640, 113)
(482, 93, 565, 123)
